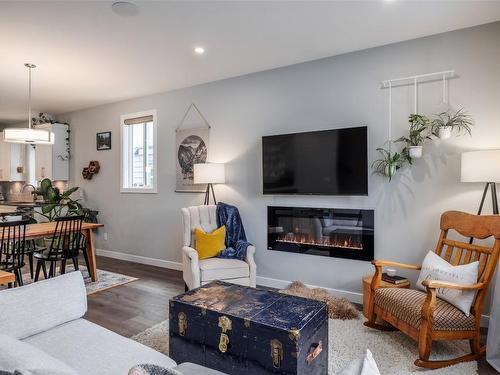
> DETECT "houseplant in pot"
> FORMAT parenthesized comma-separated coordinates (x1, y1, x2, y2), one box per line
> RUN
(396, 114, 431, 161)
(431, 108, 473, 140)
(372, 146, 405, 181)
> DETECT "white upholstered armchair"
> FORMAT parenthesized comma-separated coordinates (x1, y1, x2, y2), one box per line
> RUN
(181, 205, 257, 290)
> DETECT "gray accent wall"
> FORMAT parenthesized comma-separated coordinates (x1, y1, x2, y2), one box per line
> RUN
(60, 22, 500, 309)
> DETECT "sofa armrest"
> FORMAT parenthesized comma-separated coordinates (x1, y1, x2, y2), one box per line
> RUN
(0, 272, 87, 339)
(182, 246, 200, 290)
(246, 245, 257, 288)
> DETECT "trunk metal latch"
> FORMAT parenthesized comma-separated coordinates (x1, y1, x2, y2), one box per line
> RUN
(178, 312, 187, 336)
(218, 316, 232, 353)
(270, 339, 283, 368)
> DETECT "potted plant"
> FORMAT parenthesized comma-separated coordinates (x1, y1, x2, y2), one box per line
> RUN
(372, 147, 405, 181)
(431, 108, 473, 140)
(34, 178, 97, 222)
(396, 114, 431, 160)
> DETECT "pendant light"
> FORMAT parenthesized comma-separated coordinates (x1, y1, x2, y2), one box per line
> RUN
(4, 63, 53, 144)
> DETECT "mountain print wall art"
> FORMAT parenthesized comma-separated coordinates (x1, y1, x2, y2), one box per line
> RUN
(175, 127, 209, 192)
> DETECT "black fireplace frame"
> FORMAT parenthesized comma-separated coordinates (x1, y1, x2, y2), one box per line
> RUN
(267, 206, 374, 262)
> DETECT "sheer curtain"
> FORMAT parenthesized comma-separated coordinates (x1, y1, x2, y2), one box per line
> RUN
(487, 273, 500, 371)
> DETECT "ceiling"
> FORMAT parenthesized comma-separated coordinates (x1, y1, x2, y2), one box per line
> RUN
(1, 1, 500, 125)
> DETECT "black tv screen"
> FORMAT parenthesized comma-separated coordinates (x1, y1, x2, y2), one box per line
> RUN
(262, 127, 368, 195)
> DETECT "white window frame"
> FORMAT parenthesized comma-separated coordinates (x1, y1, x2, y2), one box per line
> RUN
(120, 109, 158, 194)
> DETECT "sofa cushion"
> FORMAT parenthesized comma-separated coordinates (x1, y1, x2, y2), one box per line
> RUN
(337, 349, 380, 375)
(374, 288, 476, 331)
(199, 258, 249, 282)
(24, 319, 176, 375)
(0, 272, 87, 340)
(0, 334, 79, 375)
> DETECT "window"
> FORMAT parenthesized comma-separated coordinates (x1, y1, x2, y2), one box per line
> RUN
(121, 110, 157, 193)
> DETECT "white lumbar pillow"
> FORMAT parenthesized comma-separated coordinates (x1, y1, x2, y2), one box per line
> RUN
(416, 251, 479, 316)
(337, 349, 380, 375)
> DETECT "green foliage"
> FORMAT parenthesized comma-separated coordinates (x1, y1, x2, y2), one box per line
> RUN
(372, 147, 405, 181)
(34, 179, 92, 222)
(395, 114, 431, 163)
(430, 108, 473, 137)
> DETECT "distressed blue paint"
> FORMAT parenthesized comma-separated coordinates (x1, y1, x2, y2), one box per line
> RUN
(169, 281, 328, 375)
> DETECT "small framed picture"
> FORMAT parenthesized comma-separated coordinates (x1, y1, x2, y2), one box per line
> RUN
(97, 131, 111, 150)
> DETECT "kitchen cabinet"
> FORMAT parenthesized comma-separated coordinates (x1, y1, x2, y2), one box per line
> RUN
(0, 132, 25, 182)
(35, 123, 69, 181)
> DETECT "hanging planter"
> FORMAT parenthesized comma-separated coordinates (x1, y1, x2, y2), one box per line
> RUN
(396, 114, 431, 163)
(408, 145, 423, 159)
(437, 126, 452, 140)
(431, 108, 473, 140)
(372, 147, 405, 181)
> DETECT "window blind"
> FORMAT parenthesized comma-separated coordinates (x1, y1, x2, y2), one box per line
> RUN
(124, 115, 153, 125)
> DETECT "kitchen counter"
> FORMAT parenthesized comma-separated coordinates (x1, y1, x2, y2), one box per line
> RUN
(0, 205, 19, 215)
(0, 201, 43, 207)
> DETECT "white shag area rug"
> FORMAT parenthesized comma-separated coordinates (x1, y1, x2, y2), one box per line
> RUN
(132, 317, 478, 375)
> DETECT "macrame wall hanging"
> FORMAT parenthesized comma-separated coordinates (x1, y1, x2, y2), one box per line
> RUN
(175, 103, 211, 193)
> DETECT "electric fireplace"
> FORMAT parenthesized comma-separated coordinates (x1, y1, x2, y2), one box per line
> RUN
(267, 206, 374, 261)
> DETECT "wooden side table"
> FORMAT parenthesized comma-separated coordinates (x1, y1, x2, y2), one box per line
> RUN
(362, 274, 410, 319)
(0, 270, 16, 288)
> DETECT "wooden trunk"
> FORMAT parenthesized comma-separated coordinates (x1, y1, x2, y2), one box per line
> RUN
(169, 281, 328, 375)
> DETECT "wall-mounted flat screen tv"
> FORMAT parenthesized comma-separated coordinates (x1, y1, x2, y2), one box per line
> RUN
(262, 126, 368, 195)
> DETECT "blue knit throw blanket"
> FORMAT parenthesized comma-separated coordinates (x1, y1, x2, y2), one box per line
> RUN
(216, 202, 251, 261)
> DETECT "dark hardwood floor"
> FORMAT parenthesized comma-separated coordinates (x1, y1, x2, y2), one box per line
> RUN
(84, 256, 184, 338)
(4, 255, 497, 374)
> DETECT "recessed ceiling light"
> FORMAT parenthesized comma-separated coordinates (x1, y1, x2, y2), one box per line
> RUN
(194, 47, 205, 55)
(112, 1, 140, 17)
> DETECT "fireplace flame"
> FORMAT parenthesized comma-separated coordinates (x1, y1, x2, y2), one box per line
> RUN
(276, 233, 363, 250)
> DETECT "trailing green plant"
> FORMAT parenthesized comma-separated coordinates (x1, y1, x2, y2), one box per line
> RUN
(34, 179, 95, 222)
(32, 112, 71, 160)
(372, 146, 405, 181)
(430, 108, 473, 137)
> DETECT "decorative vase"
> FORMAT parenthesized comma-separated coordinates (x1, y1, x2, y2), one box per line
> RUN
(408, 146, 423, 159)
(384, 164, 396, 178)
(438, 126, 452, 140)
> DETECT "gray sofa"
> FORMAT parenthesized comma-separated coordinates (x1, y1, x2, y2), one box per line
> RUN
(0, 272, 224, 375)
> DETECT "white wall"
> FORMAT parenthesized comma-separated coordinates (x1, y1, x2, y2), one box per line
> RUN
(60, 22, 500, 309)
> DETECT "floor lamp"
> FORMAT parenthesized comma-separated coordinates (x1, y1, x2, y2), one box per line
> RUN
(461, 150, 500, 215)
(462, 150, 500, 371)
(194, 163, 225, 205)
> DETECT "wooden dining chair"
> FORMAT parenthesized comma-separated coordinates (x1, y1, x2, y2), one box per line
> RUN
(0, 219, 29, 287)
(34, 215, 85, 281)
(364, 211, 500, 369)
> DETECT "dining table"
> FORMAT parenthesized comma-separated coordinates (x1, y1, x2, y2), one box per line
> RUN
(24, 222, 104, 282)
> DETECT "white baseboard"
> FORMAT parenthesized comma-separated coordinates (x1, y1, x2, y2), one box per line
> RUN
(256, 275, 363, 304)
(96, 248, 183, 271)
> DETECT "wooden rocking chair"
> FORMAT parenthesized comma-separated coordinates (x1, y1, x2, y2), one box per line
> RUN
(364, 211, 500, 369)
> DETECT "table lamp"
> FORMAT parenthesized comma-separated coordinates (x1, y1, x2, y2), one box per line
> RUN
(461, 150, 500, 215)
(194, 163, 225, 205)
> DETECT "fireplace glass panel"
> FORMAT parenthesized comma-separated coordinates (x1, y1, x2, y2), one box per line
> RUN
(267, 206, 374, 261)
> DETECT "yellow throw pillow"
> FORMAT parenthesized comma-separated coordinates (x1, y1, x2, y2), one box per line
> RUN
(194, 226, 226, 260)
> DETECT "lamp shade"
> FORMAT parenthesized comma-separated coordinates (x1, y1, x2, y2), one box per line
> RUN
(194, 163, 225, 184)
(3, 128, 54, 144)
(461, 150, 500, 183)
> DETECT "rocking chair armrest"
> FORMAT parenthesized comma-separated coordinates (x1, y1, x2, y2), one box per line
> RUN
(372, 259, 422, 271)
(422, 280, 486, 291)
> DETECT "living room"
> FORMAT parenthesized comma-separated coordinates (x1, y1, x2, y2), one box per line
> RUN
(1, 1, 500, 374)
